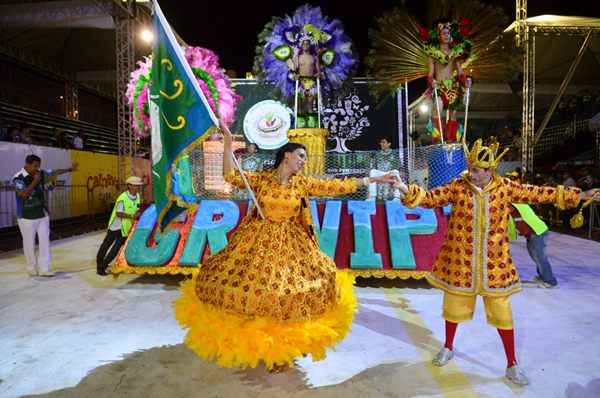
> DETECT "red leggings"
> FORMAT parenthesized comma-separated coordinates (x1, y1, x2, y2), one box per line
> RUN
(444, 321, 516, 367)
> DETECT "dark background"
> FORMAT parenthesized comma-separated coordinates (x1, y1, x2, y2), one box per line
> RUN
(157, 0, 598, 77)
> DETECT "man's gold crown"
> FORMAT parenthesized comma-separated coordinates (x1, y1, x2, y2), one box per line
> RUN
(463, 138, 509, 169)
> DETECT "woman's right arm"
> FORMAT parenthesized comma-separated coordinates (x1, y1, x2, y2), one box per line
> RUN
(221, 124, 234, 177)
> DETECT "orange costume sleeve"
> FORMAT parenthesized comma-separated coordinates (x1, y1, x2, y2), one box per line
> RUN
(402, 181, 458, 208)
(505, 179, 581, 210)
(299, 176, 359, 197)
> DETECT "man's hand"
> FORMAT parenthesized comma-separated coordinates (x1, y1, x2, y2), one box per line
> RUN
(371, 172, 398, 184)
(17, 172, 42, 199)
(70, 162, 79, 172)
(392, 177, 409, 194)
(220, 122, 235, 175)
(32, 171, 42, 184)
(582, 188, 600, 202)
(220, 122, 233, 142)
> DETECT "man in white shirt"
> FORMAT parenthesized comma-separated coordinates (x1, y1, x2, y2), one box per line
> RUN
(13, 154, 77, 276)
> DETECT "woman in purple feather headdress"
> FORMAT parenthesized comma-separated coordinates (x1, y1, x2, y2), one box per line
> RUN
(255, 5, 357, 127)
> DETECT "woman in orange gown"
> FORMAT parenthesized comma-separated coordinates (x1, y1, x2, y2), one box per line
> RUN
(174, 127, 396, 369)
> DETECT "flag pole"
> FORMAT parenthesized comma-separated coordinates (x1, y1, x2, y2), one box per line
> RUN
(462, 85, 471, 145)
(221, 124, 265, 219)
(152, 0, 264, 220)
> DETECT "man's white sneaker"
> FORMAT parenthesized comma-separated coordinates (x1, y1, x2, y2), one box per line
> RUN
(506, 364, 529, 385)
(432, 347, 454, 367)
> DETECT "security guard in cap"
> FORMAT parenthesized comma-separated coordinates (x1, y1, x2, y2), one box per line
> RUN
(96, 176, 143, 275)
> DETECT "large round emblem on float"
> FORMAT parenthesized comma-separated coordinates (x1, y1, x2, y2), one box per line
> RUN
(243, 100, 291, 150)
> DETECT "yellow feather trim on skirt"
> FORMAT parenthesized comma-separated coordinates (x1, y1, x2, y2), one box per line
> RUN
(173, 270, 357, 370)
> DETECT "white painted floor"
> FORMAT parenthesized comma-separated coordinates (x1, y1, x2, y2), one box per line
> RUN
(0, 231, 599, 397)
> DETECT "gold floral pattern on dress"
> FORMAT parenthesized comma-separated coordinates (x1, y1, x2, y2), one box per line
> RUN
(194, 170, 358, 321)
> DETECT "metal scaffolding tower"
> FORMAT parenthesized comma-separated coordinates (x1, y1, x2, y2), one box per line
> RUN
(64, 80, 79, 120)
(516, 0, 535, 175)
(516, 0, 600, 175)
(114, 0, 136, 184)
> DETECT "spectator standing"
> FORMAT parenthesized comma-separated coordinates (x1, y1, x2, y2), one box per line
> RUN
(72, 131, 84, 150)
(368, 136, 401, 200)
(21, 125, 33, 144)
(578, 168, 594, 191)
(13, 155, 77, 276)
(562, 171, 576, 188)
(241, 143, 263, 172)
(10, 126, 23, 143)
(54, 128, 69, 149)
(0, 117, 9, 141)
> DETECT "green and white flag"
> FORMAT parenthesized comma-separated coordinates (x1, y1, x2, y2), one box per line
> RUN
(150, 0, 219, 231)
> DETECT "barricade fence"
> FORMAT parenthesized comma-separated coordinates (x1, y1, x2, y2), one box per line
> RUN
(2, 145, 597, 240)
(187, 145, 470, 201)
(0, 144, 504, 227)
(0, 183, 136, 229)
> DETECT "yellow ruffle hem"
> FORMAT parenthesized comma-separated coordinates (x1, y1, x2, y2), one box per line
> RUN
(173, 270, 357, 370)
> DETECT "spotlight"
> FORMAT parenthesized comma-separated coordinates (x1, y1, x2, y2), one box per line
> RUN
(140, 28, 154, 44)
(418, 103, 429, 114)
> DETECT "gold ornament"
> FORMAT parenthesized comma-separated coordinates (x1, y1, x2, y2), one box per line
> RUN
(463, 138, 509, 169)
(570, 197, 595, 229)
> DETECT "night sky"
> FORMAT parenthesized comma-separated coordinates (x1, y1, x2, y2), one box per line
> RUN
(156, 0, 599, 76)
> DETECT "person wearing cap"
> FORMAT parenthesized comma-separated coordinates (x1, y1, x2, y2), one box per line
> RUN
(96, 176, 143, 276)
(394, 139, 600, 385)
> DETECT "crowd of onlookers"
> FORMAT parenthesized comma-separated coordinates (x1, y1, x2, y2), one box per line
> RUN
(529, 167, 598, 192)
(553, 90, 600, 124)
(0, 122, 33, 145)
(0, 119, 86, 150)
(0, 117, 155, 159)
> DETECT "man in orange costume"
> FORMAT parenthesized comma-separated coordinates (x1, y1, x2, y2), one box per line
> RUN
(395, 139, 600, 385)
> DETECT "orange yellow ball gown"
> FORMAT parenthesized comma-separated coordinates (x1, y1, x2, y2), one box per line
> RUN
(173, 169, 359, 369)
